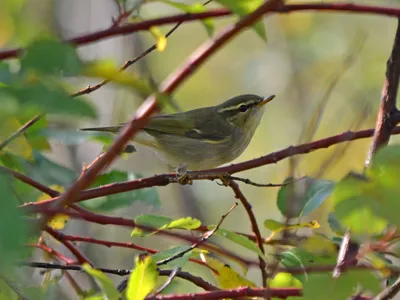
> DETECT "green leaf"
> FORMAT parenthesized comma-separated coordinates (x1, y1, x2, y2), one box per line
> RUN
(211, 227, 266, 260)
(303, 270, 380, 300)
(159, 0, 214, 36)
(3, 82, 96, 118)
(0, 62, 15, 84)
(82, 264, 120, 300)
(131, 215, 199, 236)
(0, 173, 29, 270)
(277, 177, 334, 218)
(21, 39, 82, 76)
(215, 0, 266, 40)
(81, 171, 160, 212)
(127, 255, 158, 300)
(152, 245, 192, 269)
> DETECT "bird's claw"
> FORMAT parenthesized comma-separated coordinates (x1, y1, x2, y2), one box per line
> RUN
(175, 164, 192, 185)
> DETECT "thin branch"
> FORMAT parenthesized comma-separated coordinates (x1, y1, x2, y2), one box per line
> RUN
(22, 126, 400, 211)
(366, 18, 400, 166)
(21, 262, 219, 291)
(156, 202, 238, 266)
(28, 243, 75, 264)
(0, 115, 41, 152)
(35, 208, 258, 267)
(45, 226, 93, 265)
(3, 3, 400, 61)
(373, 275, 400, 300)
(151, 267, 181, 296)
(228, 181, 268, 287)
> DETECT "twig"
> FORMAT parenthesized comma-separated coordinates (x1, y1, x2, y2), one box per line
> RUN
(373, 275, 400, 300)
(228, 181, 268, 287)
(28, 243, 75, 264)
(21, 262, 219, 291)
(4, 3, 400, 61)
(156, 202, 238, 266)
(366, 18, 400, 166)
(21, 126, 400, 211)
(0, 115, 41, 152)
(0, 166, 59, 197)
(151, 267, 181, 296)
(35, 208, 258, 267)
(45, 226, 93, 265)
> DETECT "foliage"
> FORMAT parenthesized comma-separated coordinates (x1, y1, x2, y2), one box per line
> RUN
(0, 0, 400, 300)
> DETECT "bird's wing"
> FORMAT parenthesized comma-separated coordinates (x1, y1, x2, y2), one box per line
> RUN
(144, 110, 230, 142)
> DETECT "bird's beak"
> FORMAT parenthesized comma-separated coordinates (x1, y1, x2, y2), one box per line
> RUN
(258, 95, 276, 107)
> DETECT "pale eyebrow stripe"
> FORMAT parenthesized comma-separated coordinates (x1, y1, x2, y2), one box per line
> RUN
(217, 100, 258, 113)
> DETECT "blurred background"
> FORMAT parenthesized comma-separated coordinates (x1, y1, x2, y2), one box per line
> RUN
(2, 0, 400, 298)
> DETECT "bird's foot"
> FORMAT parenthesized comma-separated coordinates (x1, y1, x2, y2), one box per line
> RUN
(175, 164, 192, 185)
(216, 172, 231, 186)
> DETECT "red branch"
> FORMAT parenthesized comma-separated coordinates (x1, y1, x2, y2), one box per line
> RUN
(145, 286, 302, 300)
(2, 3, 400, 61)
(21, 126, 400, 211)
(228, 181, 267, 287)
(366, 19, 400, 165)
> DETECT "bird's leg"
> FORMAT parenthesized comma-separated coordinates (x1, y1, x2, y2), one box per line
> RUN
(216, 172, 231, 186)
(175, 164, 192, 185)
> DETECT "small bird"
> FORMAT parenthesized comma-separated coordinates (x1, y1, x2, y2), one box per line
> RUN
(81, 94, 275, 171)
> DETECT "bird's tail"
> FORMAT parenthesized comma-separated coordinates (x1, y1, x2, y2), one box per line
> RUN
(80, 126, 122, 133)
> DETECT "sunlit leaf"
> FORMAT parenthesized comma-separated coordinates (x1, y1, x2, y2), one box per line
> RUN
(268, 272, 303, 288)
(127, 255, 158, 300)
(0, 117, 33, 159)
(264, 219, 320, 240)
(132, 215, 199, 237)
(215, 0, 266, 40)
(82, 264, 120, 300)
(203, 256, 255, 288)
(83, 60, 152, 97)
(149, 26, 167, 52)
(37, 185, 68, 230)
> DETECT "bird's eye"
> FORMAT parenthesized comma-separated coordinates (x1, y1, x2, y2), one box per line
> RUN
(238, 105, 248, 112)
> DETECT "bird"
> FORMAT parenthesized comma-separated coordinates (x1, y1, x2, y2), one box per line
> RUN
(80, 94, 275, 171)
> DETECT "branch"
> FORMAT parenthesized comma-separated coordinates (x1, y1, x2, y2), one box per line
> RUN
(21, 262, 219, 292)
(3, 3, 400, 61)
(37, 0, 283, 229)
(366, 18, 400, 166)
(228, 181, 268, 287)
(21, 126, 400, 211)
(372, 275, 400, 300)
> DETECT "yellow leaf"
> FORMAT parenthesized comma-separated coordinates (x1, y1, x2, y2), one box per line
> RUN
(82, 60, 152, 96)
(0, 117, 33, 160)
(149, 26, 167, 52)
(202, 256, 255, 289)
(268, 272, 303, 288)
(37, 185, 69, 230)
(127, 255, 158, 300)
(265, 220, 320, 241)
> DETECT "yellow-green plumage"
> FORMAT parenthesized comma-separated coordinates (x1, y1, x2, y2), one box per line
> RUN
(80, 94, 275, 170)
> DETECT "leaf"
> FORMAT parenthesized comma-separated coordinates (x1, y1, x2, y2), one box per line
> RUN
(131, 215, 199, 237)
(0, 62, 15, 84)
(159, 0, 214, 36)
(127, 255, 158, 300)
(203, 256, 256, 289)
(152, 245, 192, 269)
(3, 83, 96, 118)
(149, 26, 167, 52)
(303, 270, 380, 300)
(0, 117, 33, 159)
(277, 177, 334, 218)
(37, 185, 68, 230)
(81, 171, 160, 212)
(215, 0, 266, 40)
(264, 219, 320, 240)
(268, 272, 303, 288)
(83, 60, 152, 97)
(210, 227, 266, 260)
(0, 173, 29, 270)
(82, 264, 120, 300)
(21, 39, 82, 76)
